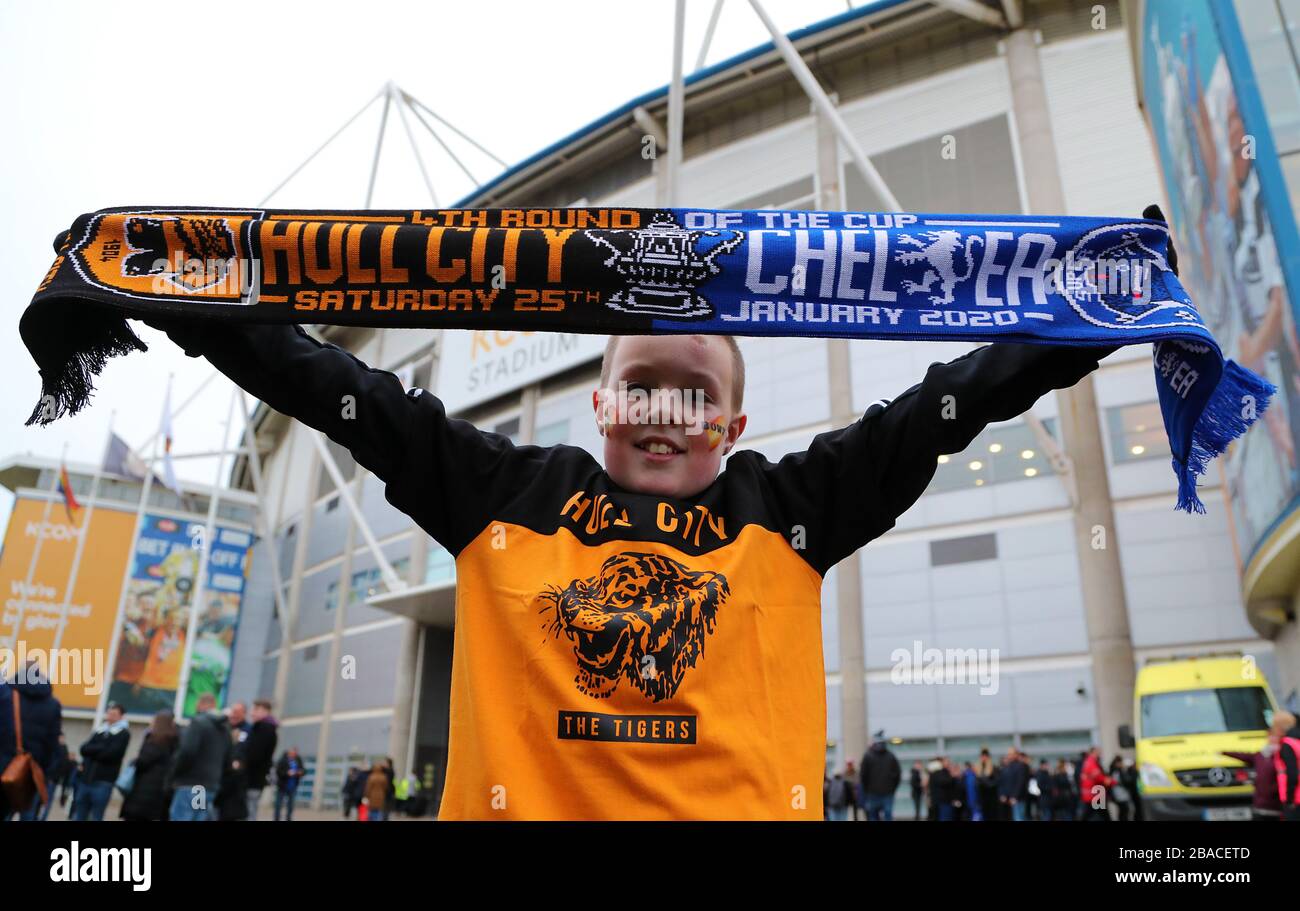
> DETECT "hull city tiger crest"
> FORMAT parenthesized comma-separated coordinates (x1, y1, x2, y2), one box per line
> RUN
(21, 205, 1277, 514)
(538, 552, 730, 702)
(123, 216, 239, 292)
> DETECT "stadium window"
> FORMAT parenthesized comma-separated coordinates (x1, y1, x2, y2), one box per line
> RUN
(926, 419, 1058, 493)
(929, 533, 998, 567)
(1105, 402, 1169, 464)
(534, 419, 570, 447)
(425, 544, 455, 584)
(493, 416, 521, 443)
(844, 115, 1021, 214)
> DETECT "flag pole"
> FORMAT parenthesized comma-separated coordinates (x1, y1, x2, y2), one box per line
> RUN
(51, 411, 115, 657)
(94, 380, 167, 727)
(6, 440, 68, 652)
(172, 384, 237, 719)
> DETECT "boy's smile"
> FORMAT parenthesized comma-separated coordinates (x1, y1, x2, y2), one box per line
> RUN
(595, 335, 747, 499)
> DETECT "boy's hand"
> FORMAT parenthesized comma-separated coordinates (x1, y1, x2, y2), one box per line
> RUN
(1142, 203, 1180, 276)
(140, 314, 211, 358)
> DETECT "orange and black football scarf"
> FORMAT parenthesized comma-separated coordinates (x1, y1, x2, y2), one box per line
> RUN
(20, 205, 1273, 513)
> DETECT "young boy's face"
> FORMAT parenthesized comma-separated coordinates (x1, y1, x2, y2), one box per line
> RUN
(594, 335, 746, 499)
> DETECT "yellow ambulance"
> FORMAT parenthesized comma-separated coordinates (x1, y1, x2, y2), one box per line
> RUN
(1118, 654, 1278, 821)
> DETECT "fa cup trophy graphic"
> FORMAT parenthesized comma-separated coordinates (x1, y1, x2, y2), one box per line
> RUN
(584, 211, 745, 318)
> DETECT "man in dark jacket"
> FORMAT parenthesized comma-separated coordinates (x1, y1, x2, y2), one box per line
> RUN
(997, 747, 1030, 821)
(216, 701, 251, 821)
(71, 701, 129, 821)
(1034, 759, 1055, 821)
(859, 736, 902, 821)
(169, 692, 231, 821)
(242, 699, 279, 820)
(928, 759, 957, 821)
(41, 734, 73, 820)
(0, 664, 63, 820)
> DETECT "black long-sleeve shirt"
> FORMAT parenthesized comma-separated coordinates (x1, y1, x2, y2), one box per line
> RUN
(150, 317, 1113, 819)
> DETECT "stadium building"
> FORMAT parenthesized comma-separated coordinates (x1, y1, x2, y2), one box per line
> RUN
(7, 0, 1292, 817)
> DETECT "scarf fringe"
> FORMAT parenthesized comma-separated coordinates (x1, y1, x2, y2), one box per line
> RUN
(24, 313, 147, 427)
(1173, 358, 1276, 514)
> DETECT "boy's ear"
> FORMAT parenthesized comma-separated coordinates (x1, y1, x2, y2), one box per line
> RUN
(723, 413, 747, 455)
(593, 388, 609, 437)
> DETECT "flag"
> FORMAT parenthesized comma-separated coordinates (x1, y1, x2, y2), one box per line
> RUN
(57, 461, 80, 522)
(102, 431, 148, 481)
(160, 382, 184, 500)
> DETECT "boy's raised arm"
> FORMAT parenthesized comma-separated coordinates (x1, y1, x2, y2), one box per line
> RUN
(144, 318, 544, 555)
(761, 341, 1119, 574)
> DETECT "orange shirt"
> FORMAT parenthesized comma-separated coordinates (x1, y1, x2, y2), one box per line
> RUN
(439, 518, 827, 820)
(138, 627, 185, 690)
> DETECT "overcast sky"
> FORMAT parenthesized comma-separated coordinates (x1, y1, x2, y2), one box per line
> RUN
(0, 0, 856, 532)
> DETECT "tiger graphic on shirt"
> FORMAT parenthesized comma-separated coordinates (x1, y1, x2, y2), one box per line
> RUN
(538, 551, 730, 702)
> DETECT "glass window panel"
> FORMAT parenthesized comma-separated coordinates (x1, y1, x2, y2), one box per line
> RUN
(844, 115, 1022, 214)
(1106, 401, 1169, 463)
(925, 419, 1059, 493)
(534, 419, 570, 447)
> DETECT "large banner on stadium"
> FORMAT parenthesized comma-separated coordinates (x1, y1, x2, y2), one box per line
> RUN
(1140, 0, 1300, 562)
(104, 515, 252, 718)
(1, 496, 253, 715)
(0, 497, 135, 710)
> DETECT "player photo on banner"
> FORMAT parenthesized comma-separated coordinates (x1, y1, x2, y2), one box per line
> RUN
(1142, 0, 1300, 558)
(104, 515, 251, 717)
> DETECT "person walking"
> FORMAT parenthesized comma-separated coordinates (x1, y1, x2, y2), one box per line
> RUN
(216, 701, 250, 821)
(0, 662, 62, 821)
(363, 761, 390, 822)
(843, 759, 863, 821)
(1108, 756, 1134, 821)
(242, 699, 278, 820)
(997, 747, 1029, 821)
(120, 711, 179, 821)
(909, 761, 925, 820)
(70, 701, 128, 821)
(1050, 759, 1075, 821)
(1034, 760, 1054, 821)
(962, 762, 981, 821)
(975, 749, 999, 822)
(859, 737, 901, 821)
(824, 768, 852, 821)
(41, 734, 74, 821)
(1222, 718, 1286, 821)
(1079, 746, 1115, 822)
(1273, 711, 1300, 822)
(169, 693, 231, 822)
(274, 748, 305, 821)
(929, 759, 957, 821)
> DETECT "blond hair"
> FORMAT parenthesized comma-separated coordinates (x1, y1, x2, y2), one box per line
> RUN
(599, 335, 745, 412)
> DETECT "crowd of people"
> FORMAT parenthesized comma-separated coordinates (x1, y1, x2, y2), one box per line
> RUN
(827, 742, 1144, 821)
(0, 660, 412, 822)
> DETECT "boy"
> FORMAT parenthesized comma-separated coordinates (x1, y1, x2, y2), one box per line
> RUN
(145, 316, 1116, 820)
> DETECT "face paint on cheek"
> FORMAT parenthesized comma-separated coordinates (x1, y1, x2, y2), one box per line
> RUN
(704, 417, 727, 451)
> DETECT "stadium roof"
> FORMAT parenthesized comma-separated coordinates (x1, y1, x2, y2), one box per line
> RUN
(452, 0, 922, 206)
